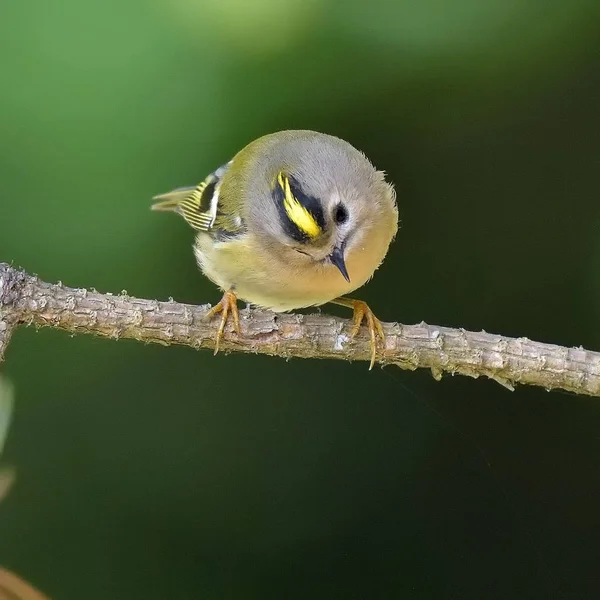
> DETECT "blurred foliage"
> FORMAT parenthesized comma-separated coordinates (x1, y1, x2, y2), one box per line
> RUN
(0, 377, 15, 503)
(1, 1, 600, 599)
(0, 377, 13, 457)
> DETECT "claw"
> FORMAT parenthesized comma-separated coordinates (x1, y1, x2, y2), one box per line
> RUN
(205, 290, 241, 354)
(332, 297, 385, 370)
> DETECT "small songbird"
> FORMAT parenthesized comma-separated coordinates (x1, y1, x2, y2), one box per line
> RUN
(152, 130, 398, 368)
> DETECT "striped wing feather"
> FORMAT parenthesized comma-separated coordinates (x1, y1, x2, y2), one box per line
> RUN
(151, 176, 216, 232)
(151, 162, 245, 238)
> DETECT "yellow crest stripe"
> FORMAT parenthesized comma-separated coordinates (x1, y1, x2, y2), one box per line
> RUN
(278, 173, 321, 238)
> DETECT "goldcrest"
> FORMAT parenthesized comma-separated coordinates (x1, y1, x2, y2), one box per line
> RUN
(152, 130, 398, 368)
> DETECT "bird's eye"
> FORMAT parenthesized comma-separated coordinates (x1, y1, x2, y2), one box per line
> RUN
(334, 204, 348, 224)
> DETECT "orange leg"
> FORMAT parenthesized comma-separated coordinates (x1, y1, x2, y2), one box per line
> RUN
(205, 290, 241, 355)
(331, 297, 385, 370)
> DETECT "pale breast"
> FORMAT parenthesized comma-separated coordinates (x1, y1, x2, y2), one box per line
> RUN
(194, 218, 395, 312)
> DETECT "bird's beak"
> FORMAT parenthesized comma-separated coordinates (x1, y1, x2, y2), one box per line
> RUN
(329, 245, 350, 282)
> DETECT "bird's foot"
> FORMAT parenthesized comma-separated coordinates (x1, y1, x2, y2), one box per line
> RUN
(332, 297, 385, 370)
(205, 290, 241, 354)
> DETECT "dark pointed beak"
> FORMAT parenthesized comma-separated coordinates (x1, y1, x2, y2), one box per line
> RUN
(329, 245, 350, 282)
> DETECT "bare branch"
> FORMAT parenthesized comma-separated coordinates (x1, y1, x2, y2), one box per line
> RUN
(0, 320, 14, 365)
(0, 263, 599, 396)
(0, 266, 21, 363)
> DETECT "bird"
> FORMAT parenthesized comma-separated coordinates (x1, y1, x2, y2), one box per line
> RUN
(151, 130, 398, 368)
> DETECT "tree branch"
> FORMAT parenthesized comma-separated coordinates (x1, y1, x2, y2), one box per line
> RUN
(0, 266, 23, 364)
(1, 263, 599, 396)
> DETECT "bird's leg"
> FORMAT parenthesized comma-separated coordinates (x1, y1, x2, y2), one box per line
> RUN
(330, 297, 385, 370)
(204, 290, 241, 355)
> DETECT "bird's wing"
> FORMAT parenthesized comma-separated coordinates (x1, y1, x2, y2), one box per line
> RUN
(151, 162, 232, 233)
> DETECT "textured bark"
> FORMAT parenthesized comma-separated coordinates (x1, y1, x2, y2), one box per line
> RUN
(0, 266, 21, 364)
(1, 263, 599, 395)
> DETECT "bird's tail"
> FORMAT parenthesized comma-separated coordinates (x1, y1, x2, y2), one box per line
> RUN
(150, 187, 196, 212)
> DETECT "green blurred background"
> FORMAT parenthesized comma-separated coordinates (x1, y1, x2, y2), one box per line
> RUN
(1, 1, 600, 598)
